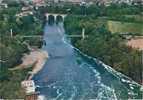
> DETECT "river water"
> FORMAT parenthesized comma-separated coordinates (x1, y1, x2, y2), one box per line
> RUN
(33, 22, 142, 100)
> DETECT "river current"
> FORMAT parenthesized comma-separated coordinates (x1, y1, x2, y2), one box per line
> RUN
(33, 23, 142, 100)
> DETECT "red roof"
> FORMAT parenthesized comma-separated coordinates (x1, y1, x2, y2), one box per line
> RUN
(33, 0, 44, 4)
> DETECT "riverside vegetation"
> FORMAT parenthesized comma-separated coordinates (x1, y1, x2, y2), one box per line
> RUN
(64, 3, 142, 84)
(0, 3, 43, 98)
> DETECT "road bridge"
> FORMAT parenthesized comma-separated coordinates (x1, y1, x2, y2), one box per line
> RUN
(45, 13, 67, 22)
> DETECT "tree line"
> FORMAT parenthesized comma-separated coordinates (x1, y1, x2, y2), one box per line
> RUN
(64, 15, 142, 84)
(0, 5, 43, 98)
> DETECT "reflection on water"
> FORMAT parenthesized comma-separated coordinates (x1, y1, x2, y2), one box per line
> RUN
(33, 22, 142, 100)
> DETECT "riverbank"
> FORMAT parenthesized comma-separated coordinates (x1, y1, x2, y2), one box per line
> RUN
(64, 15, 143, 84)
(9, 49, 48, 78)
(27, 49, 48, 79)
(0, 4, 44, 98)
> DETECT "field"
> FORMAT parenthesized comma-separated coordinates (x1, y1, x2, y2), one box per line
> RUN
(107, 20, 143, 34)
(125, 15, 143, 22)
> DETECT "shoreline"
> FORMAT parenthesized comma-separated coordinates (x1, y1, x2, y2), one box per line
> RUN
(9, 49, 48, 79)
(67, 39, 143, 87)
(28, 49, 49, 80)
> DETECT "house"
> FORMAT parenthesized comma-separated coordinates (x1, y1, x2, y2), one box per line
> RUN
(0, 0, 8, 8)
(21, 80, 36, 94)
(32, 0, 45, 5)
(21, 80, 39, 100)
(22, 6, 33, 11)
(0, 3, 8, 8)
(16, 5, 33, 17)
(48, 0, 83, 4)
(16, 11, 33, 17)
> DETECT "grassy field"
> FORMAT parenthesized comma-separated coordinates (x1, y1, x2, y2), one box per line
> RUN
(107, 20, 143, 34)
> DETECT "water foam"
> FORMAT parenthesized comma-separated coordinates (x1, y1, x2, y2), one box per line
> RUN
(35, 24, 142, 100)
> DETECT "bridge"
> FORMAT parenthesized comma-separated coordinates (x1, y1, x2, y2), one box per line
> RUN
(45, 13, 67, 22)
(66, 28, 88, 40)
(15, 35, 43, 38)
(10, 28, 87, 40)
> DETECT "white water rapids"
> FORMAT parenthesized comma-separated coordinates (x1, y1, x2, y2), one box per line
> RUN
(33, 23, 142, 100)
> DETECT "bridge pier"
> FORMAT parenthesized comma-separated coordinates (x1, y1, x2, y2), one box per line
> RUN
(45, 13, 67, 22)
(82, 28, 85, 40)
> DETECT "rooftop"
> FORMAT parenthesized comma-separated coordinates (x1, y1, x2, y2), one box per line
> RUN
(127, 38, 143, 51)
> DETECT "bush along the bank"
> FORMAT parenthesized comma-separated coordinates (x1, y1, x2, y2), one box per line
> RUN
(64, 15, 142, 84)
(0, 6, 43, 98)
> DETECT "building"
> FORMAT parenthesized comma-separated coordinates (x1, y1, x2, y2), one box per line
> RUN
(22, 6, 33, 11)
(79, 0, 142, 5)
(32, 0, 45, 5)
(0, 0, 3, 3)
(25, 93, 38, 100)
(16, 11, 33, 17)
(132, 0, 143, 5)
(21, 80, 36, 94)
(30, 0, 46, 7)
(21, 80, 39, 100)
(0, 3, 8, 8)
(0, 0, 8, 8)
(46, 0, 83, 4)
(61, 0, 83, 3)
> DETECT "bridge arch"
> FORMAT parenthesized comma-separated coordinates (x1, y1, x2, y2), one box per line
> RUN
(56, 15, 64, 23)
(48, 15, 55, 25)
(45, 13, 67, 24)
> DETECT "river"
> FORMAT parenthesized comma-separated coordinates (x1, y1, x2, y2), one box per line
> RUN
(33, 22, 142, 100)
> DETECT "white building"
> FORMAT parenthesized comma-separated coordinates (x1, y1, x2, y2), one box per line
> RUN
(0, 0, 3, 4)
(21, 80, 36, 94)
